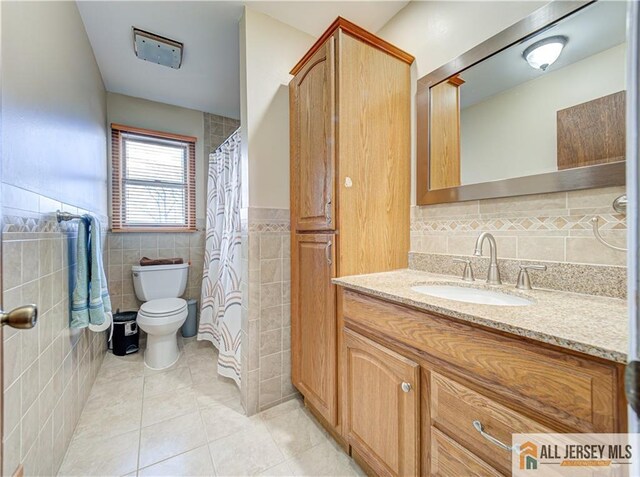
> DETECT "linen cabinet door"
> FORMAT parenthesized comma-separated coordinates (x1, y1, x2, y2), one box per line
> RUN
(292, 233, 337, 424)
(290, 36, 336, 232)
(343, 329, 420, 477)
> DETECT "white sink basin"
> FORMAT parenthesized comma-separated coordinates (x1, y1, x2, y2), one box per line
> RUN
(411, 285, 533, 306)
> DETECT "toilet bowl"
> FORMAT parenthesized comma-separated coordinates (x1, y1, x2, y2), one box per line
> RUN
(131, 263, 190, 370)
(137, 298, 188, 369)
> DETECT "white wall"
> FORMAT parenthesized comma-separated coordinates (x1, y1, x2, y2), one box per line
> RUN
(240, 7, 314, 209)
(460, 43, 626, 184)
(106, 92, 207, 220)
(377, 1, 546, 204)
(2, 0, 108, 214)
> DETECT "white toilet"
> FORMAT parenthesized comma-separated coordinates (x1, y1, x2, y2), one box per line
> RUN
(132, 263, 190, 370)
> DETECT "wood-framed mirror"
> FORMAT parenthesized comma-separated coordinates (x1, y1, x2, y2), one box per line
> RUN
(416, 0, 627, 205)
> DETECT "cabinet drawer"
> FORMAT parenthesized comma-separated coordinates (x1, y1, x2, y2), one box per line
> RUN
(431, 428, 503, 477)
(431, 372, 553, 474)
(342, 290, 622, 433)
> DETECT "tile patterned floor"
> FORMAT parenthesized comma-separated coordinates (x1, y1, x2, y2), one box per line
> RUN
(58, 338, 363, 476)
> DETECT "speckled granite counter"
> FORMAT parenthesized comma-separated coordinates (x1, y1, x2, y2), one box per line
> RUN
(333, 269, 628, 363)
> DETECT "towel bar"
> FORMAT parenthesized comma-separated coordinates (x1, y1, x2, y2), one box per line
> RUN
(591, 194, 627, 252)
(56, 210, 83, 223)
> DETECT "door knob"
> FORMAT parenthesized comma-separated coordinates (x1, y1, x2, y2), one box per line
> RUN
(401, 382, 412, 393)
(1, 305, 38, 329)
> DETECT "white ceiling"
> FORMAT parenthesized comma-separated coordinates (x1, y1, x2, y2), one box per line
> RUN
(77, 1, 408, 119)
(247, 1, 408, 37)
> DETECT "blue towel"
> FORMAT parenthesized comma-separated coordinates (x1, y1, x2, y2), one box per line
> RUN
(70, 214, 112, 329)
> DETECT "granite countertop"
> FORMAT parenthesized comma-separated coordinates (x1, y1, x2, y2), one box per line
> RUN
(333, 269, 628, 363)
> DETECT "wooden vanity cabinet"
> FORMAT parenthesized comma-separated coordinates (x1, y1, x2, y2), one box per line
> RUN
(339, 288, 627, 477)
(289, 18, 413, 433)
(343, 329, 420, 477)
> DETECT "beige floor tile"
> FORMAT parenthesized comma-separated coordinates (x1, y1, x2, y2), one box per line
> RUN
(73, 397, 143, 441)
(259, 397, 303, 421)
(143, 352, 189, 376)
(201, 399, 265, 443)
(192, 377, 240, 409)
(101, 351, 144, 370)
(189, 360, 221, 385)
(208, 425, 285, 476)
(263, 407, 327, 459)
(184, 341, 218, 361)
(183, 338, 218, 357)
(138, 445, 215, 477)
(58, 429, 139, 476)
(139, 411, 207, 468)
(287, 440, 364, 477)
(141, 386, 198, 428)
(256, 461, 294, 476)
(143, 366, 193, 397)
(95, 361, 145, 383)
(84, 376, 144, 412)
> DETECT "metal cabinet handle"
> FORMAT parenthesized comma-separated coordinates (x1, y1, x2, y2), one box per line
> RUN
(1, 305, 38, 329)
(472, 421, 519, 453)
(325, 199, 332, 225)
(325, 241, 333, 266)
(401, 382, 412, 393)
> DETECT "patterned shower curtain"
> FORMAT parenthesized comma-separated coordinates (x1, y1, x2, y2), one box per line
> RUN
(198, 129, 242, 386)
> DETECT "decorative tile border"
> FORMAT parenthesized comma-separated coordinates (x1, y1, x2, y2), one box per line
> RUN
(3, 213, 110, 234)
(411, 213, 626, 234)
(245, 207, 290, 233)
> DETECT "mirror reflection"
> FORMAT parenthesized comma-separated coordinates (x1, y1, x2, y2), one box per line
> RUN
(429, 1, 627, 191)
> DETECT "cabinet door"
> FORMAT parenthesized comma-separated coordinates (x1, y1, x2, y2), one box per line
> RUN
(290, 36, 335, 232)
(343, 329, 420, 477)
(292, 233, 337, 424)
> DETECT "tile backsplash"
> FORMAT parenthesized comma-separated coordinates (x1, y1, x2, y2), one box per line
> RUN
(2, 184, 108, 476)
(411, 186, 627, 267)
(105, 227, 206, 312)
(204, 113, 240, 156)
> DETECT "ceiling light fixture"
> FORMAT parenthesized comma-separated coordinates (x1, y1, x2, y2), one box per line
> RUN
(522, 35, 568, 71)
(133, 28, 183, 69)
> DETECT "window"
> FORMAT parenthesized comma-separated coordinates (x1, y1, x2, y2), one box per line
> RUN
(111, 124, 196, 231)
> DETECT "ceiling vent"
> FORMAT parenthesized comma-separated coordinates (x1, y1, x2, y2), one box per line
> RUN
(133, 28, 183, 69)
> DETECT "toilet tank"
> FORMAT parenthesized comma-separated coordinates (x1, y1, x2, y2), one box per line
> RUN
(131, 263, 189, 301)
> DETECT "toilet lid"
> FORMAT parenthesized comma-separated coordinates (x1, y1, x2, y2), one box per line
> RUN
(140, 298, 187, 316)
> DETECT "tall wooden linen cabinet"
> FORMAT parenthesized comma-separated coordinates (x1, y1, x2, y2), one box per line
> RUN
(289, 18, 414, 438)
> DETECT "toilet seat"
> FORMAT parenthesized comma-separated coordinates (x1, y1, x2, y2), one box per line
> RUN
(139, 298, 187, 317)
(137, 298, 188, 327)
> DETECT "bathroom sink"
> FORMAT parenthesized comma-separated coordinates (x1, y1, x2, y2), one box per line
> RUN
(410, 285, 533, 306)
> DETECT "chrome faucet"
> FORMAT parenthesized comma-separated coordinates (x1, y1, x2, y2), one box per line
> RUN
(473, 232, 501, 285)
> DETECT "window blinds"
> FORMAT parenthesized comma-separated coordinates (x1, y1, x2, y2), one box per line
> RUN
(111, 124, 196, 231)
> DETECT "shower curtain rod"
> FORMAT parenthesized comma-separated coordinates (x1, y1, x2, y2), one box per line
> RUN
(211, 127, 241, 156)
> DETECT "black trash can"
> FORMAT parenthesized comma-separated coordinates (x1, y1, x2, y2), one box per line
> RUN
(111, 311, 139, 356)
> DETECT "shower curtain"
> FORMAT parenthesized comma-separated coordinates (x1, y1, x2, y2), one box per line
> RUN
(198, 129, 242, 386)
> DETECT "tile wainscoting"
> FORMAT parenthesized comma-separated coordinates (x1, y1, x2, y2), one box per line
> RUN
(105, 223, 206, 313)
(411, 186, 627, 267)
(203, 113, 240, 156)
(241, 208, 296, 415)
(2, 184, 108, 476)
